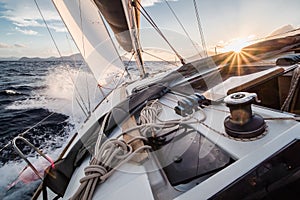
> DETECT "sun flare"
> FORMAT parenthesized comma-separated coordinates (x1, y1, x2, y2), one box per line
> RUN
(219, 36, 255, 53)
(229, 43, 245, 53)
(225, 39, 249, 53)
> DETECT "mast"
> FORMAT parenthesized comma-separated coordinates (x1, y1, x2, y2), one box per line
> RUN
(93, 0, 146, 78)
(122, 0, 146, 78)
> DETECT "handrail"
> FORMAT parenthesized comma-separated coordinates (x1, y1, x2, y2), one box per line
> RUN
(12, 136, 54, 180)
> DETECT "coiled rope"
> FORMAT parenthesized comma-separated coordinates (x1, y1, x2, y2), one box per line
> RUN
(70, 100, 205, 199)
(70, 137, 150, 200)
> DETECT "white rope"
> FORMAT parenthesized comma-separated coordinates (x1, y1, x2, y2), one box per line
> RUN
(94, 113, 110, 156)
(139, 100, 206, 138)
(34, 0, 90, 116)
(71, 99, 206, 199)
(281, 66, 300, 111)
(70, 136, 151, 200)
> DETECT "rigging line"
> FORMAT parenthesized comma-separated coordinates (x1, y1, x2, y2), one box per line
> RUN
(0, 111, 58, 154)
(0, 142, 12, 155)
(115, 51, 136, 85)
(97, 62, 128, 92)
(85, 72, 91, 113)
(66, 65, 90, 117)
(98, 10, 131, 85)
(75, 93, 89, 117)
(64, 34, 90, 116)
(78, 0, 86, 58)
(163, 0, 203, 58)
(19, 112, 57, 137)
(70, 65, 89, 116)
(142, 50, 179, 67)
(64, 33, 89, 115)
(139, 8, 185, 64)
(77, 11, 110, 101)
(192, 0, 208, 57)
(136, 3, 184, 63)
(135, 1, 186, 64)
(123, 52, 134, 80)
(108, 69, 128, 100)
(61, 63, 90, 117)
(79, 0, 92, 113)
(33, 0, 62, 59)
(130, 1, 147, 78)
(98, 10, 125, 70)
(34, 0, 90, 115)
(95, 59, 130, 107)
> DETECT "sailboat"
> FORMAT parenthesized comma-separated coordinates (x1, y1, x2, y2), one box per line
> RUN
(6, 0, 300, 199)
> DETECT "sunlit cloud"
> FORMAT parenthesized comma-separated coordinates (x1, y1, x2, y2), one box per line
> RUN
(47, 23, 67, 33)
(14, 43, 26, 48)
(15, 27, 38, 35)
(0, 42, 10, 48)
(217, 35, 256, 53)
(0, 0, 65, 32)
(0, 42, 25, 48)
(142, 0, 178, 7)
(268, 24, 295, 37)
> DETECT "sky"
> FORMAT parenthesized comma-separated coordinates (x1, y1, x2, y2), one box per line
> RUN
(0, 0, 300, 58)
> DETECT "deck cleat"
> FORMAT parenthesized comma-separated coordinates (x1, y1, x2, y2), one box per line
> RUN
(174, 93, 211, 116)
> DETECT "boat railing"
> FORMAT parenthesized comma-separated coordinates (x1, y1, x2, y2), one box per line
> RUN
(12, 136, 54, 180)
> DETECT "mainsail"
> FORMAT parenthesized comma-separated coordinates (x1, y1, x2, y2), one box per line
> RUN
(52, 0, 125, 84)
(93, 0, 134, 52)
(52, 0, 146, 81)
(93, 0, 145, 77)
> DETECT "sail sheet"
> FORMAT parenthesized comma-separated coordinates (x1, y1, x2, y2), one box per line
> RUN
(52, 0, 124, 84)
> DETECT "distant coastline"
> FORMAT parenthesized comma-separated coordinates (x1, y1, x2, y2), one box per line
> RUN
(0, 53, 83, 62)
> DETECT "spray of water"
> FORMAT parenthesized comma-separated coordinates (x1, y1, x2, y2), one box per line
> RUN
(1, 63, 101, 199)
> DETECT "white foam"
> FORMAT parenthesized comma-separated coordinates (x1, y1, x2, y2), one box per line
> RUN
(5, 64, 102, 126)
(0, 63, 103, 198)
(4, 90, 19, 95)
(0, 148, 62, 199)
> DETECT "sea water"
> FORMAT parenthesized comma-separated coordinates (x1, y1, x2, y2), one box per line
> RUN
(0, 60, 101, 199)
(0, 59, 176, 199)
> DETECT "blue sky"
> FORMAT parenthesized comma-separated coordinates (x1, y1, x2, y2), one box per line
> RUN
(0, 0, 300, 58)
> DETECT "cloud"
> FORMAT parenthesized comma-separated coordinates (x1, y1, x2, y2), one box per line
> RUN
(0, 0, 65, 32)
(268, 24, 295, 37)
(142, 0, 178, 7)
(0, 42, 10, 48)
(15, 27, 38, 35)
(14, 43, 26, 48)
(0, 0, 174, 34)
(0, 42, 26, 48)
(47, 22, 67, 33)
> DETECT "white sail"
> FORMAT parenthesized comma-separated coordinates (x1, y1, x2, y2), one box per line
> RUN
(52, 0, 125, 85)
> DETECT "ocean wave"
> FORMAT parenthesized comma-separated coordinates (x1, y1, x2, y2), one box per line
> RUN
(0, 61, 88, 199)
(0, 90, 23, 96)
(0, 85, 42, 96)
(0, 147, 67, 200)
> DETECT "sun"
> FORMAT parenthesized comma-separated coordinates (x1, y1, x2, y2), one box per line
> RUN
(225, 38, 249, 53)
(229, 42, 245, 53)
(219, 37, 254, 53)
